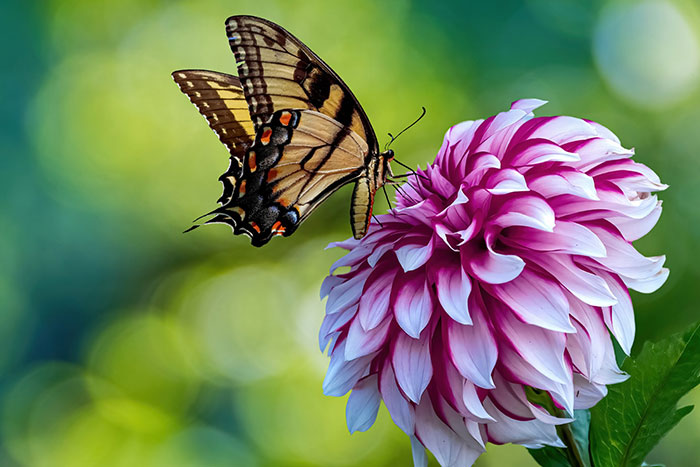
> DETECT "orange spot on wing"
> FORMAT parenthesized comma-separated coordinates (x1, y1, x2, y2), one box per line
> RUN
(248, 151, 257, 172)
(278, 197, 291, 208)
(249, 222, 261, 233)
(271, 221, 286, 236)
(279, 111, 292, 126)
(260, 127, 272, 145)
(267, 169, 278, 182)
(238, 180, 247, 196)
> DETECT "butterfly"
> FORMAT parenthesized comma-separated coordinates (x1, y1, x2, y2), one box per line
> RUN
(172, 15, 399, 247)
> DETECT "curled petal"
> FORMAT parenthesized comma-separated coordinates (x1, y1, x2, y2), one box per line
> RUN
(492, 195, 556, 232)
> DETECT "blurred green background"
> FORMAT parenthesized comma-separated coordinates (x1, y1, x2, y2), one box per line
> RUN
(2, 0, 699, 465)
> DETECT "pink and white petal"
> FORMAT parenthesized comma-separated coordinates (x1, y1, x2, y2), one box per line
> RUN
(392, 331, 433, 403)
(319, 304, 357, 352)
(433, 260, 473, 325)
(346, 374, 382, 433)
(567, 297, 610, 379)
(415, 402, 484, 467)
(586, 119, 621, 144)
(492, 195, 556, 232)
(528, 170, 598, 200)
(345, 316, 392, 360)
(320, 274, 344, 299)
(622, 267, 670, 294)
(528, 254, 617, 307)
(565, 137, 632, 170)
(485, 168, 529, 195)
(511, 98, 548, 113)
(396, 237, 435, 272)
(509, 138, 580, 165)
(326, 237, 361, 251)
(593, 347, 629, 385)
(595, 270, 635, 354)
(326, 268, 371, 315)
(606, 201, 663, 242)
(483, 399, 564, 448)
(587, 224, 666, 280)
(329, 245, 371, 273)
(358, 268, 394, 330)
(488, 374, 536, 421)
(503, 221, 606, 257)
(463, 240, 525, 285)
(495, 306, 570, 385)
(525, 116, 598, 146)
(573, 374, 609, 410)
(497, 349, 575, 415)
(410, 436, 428, 467)
(466, 419, 487, 449)
(323, 340, 373, 396)
(462, 380, 495, 421)
(367, 241, 396, 267)
(393, 273, 433, 338)
(446, 295, 498, 389)
(488, 269, 575, 333)
(434, 223, 462, 251)
(464, 152, 501, 186)
(379, 364, 415, 435)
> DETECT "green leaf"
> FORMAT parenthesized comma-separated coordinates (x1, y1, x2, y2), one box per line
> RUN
(528, 410, 592, 467)
(590, 321, 700, 467)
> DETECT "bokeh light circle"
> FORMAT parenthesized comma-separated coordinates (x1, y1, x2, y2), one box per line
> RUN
(593, 0, 700, 109)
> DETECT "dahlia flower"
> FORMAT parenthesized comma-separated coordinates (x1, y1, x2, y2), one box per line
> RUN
(319, 99, 667, 466)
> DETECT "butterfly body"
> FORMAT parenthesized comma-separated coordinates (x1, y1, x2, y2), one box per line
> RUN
(174, 15, 396, 246)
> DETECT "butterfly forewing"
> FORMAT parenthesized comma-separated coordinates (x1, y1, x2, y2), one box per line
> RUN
(225, 15, 377, 151)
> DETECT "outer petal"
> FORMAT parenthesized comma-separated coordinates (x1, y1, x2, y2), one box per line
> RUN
(415, 402, 484, 467)
(323, 340, 373, 396)
(379, 364, 415, 435)
(346, 374, 381, 433)
(357, 266, 394, 330)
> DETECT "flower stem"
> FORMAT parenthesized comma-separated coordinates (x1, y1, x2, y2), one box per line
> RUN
(555, 409, 587, 467)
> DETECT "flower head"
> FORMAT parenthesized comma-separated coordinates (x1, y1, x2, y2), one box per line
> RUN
(319, 99, 668, 466)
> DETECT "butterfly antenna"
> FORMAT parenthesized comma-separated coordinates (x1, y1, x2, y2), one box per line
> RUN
(391, 159, 430, 183)
(384, 106, 427, 151)
(372, 214, 384, 228)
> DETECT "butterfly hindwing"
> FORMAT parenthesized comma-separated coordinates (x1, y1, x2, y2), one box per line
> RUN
(225, 15, 378, 152)
(206, 109, 369, 246)
(172, 69, 256, 189)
